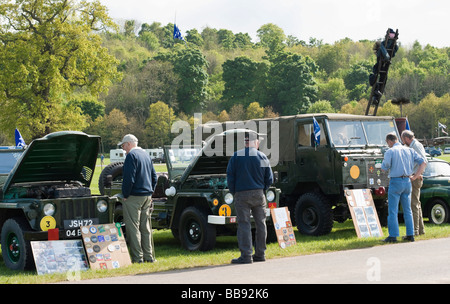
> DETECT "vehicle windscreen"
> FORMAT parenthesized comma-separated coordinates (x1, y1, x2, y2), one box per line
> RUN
(328, 120, 397, 147)
(0, 150, 24, 186)
(165, 147, 202, 179)
(424, 161, 450, 177)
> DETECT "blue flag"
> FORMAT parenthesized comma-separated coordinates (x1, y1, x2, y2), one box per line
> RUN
(173, 24, 185, 42)
(313, 117, 321, 146)
(405, 117, 410, 130)
(15, 128, 26, 148)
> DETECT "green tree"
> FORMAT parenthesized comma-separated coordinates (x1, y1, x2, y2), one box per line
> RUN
(222, 56, 259, 109)
(217, 29, 235, 50)
(0, 0, 121, 140)
(307, 100, 335, 113)
(145, 101, 176, 147)
(85, 108, 129, 150)
(234, 32, 253, 49)
(257, 23, 286, 55)
(267, 51, 318, 115)
(169, 48, 209, 114)
(408, 93, 450, 138)
(246, 102, 264, 119)
(317, 78, 348, 110)
(186, 29, 204, 48)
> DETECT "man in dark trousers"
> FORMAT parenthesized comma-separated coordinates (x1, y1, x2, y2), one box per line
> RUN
(119, 134, 157, 263)
(227, 132, 273, 264)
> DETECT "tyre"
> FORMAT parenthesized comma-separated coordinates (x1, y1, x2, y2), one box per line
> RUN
(179, 206, 216, 251)
(1, 217, 35, 271)
(295, 192, 333, 236)
(98, 161, 124, 195)
(428, 199, 449, 225)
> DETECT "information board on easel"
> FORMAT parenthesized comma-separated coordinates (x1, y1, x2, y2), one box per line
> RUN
(345, 189, 383, 238)
(270, 207, 296, 248)
(80, 223, 132, 270)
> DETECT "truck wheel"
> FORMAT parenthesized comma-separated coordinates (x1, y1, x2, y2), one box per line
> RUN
(179, 207, 216, 251)
(295, 192, 333, 236)
(1, 217, 34, 271)
(98, 162, 124, 195)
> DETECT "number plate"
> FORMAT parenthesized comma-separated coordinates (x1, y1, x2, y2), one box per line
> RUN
(63, 218, 99, 238)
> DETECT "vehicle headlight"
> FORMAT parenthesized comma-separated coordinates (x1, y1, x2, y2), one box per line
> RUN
(224, 193, 234, 204)
(43, 203, 55, 216)
(97, 200, 108, 213)
(266, 190, 275, 202)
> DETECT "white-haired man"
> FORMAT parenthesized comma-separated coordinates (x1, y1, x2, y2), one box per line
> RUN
(401, 130, 427, 236)
(119, 134, 157, 263)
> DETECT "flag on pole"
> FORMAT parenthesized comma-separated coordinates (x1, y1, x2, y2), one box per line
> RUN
(313, 117, 321, 146)
(15, 128, 26, 148)
(438, 122, 447, 130)
(405, 117, 410, 130)
(173, 24, 185, 42)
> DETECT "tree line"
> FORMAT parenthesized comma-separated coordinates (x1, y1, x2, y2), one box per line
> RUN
(0, 1, 449, 149)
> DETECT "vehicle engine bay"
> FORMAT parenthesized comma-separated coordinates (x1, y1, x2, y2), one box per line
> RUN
(5, 181, 91, 199)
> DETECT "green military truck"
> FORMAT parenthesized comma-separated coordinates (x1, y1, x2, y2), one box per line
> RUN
(100, 130, 280, 251)
(0, 131, 118, 270)
(203, 114, 398, 236)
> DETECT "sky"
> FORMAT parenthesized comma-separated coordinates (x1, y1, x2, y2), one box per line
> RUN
(99, 0, 449, 48)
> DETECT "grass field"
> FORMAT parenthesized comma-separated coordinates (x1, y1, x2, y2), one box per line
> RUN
(1, 156, 449, 283)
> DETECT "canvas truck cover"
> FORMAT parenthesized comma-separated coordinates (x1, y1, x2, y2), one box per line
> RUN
(199, 113, 396, 164)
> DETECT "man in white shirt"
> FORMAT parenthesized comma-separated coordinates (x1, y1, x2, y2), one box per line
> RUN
(401, 130, 428, 236)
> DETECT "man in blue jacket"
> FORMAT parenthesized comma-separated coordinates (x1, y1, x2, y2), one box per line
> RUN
(119, 134, 157, 263)
(227, 132, 273, 264)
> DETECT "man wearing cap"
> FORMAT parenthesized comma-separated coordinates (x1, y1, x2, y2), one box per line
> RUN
(119, 134, 157, 263)
(226, 131, 273, 264)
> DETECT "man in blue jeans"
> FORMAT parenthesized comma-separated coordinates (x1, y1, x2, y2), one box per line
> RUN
(381, 132, 426, 243)
(227, 131, 273, 264)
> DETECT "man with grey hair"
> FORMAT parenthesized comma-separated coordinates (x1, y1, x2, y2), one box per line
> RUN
(381, 132, 426, 242)
(119, 134, 157, 263)
(401, 129, 427, 236)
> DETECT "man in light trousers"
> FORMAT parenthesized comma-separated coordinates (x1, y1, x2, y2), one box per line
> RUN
(401, 130, 427, 235)
(119, 134, 157, 263)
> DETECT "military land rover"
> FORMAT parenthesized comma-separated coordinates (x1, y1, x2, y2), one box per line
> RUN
(0, 131, 118, 270)
(99, 130, 280, 251)
(203, 114, 398, 236)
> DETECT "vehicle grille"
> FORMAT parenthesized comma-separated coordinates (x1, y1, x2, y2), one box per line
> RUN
(59, 198, 97, 219)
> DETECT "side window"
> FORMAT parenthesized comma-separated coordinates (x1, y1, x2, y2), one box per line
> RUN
(297, 122, 327, 147)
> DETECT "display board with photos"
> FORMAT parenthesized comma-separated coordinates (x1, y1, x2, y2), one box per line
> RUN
(270, 207, 297, 248)
(80, 223, 132, 270)
(345, 189, 383, 238)
(31, 240, 89, 275)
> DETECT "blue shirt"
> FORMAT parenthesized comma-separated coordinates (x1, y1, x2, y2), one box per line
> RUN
(122, 147, 157, 198)
(381, 142, 425, 178)
(226, 147, 273, 194)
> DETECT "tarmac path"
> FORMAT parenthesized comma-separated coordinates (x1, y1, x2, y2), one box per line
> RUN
(64, 236, 450, 284)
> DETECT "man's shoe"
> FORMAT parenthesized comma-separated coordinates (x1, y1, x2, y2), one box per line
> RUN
(231, 257, 252, 264)
(382, 236, 397, 243)
(402, 235, 415, 242)
(252, 255, 266, 262)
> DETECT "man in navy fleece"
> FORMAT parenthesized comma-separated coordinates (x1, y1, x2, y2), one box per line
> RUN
(227, 132, 273, 264)
(119, 134, 157, 263)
